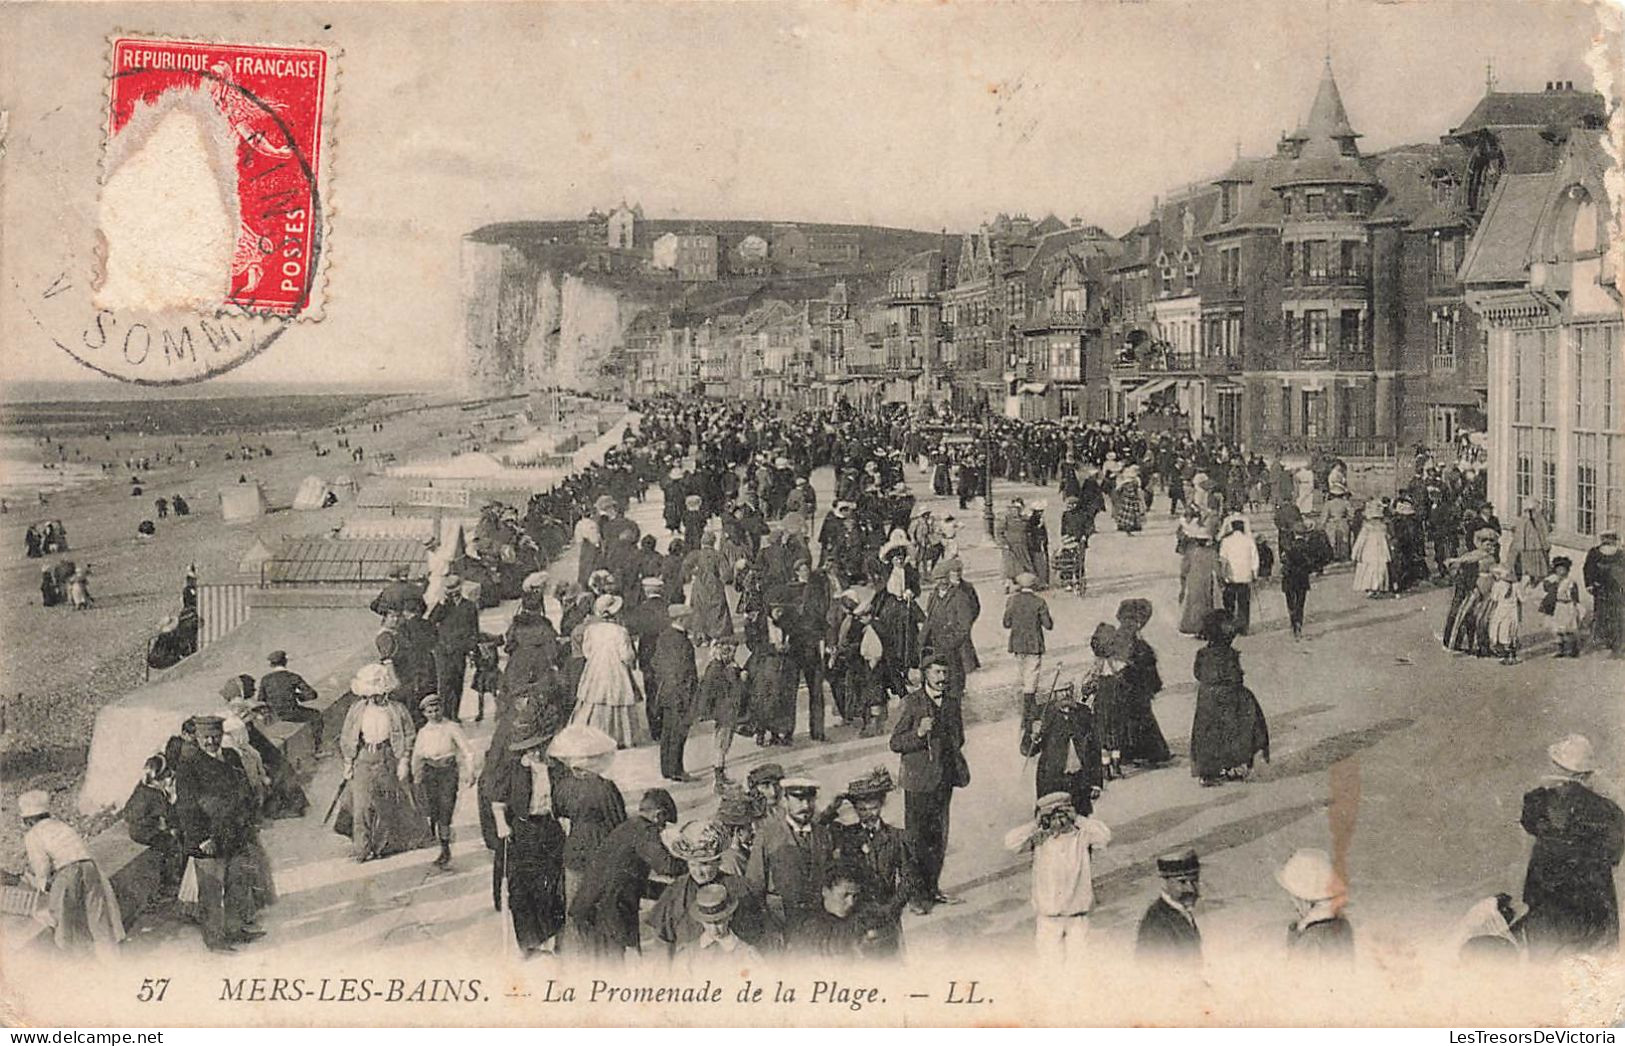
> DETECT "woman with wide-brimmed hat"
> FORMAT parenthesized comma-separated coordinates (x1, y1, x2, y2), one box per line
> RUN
(1277, 848, 1354, 963)
(546, 723, 625, 912)
(489, 703, 570, 957)
(569, 593, 649, 748)
(336, 662, 430, 861)
(1519, 734, 1624, 957)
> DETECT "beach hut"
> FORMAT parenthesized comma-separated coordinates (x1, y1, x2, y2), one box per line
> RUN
(218, 481, 268, 523)
(291, 474, 332, 510)
(236, 536, 276, 575)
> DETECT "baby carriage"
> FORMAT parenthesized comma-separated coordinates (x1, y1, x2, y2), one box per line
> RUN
(1053, 535, 1087, 596)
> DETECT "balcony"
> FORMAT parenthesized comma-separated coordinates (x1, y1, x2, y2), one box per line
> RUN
(1270, 435, 1397, 459)
(1023, 309, 1091, 333)
(1284, 270, 1371, 292)
(1114, 350, 1241, 375)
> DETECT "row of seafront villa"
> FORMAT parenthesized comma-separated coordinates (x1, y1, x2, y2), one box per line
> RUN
(611, 65, 1620, 552)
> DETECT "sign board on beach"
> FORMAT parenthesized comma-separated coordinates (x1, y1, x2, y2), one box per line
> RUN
(408, 487, 472, 509)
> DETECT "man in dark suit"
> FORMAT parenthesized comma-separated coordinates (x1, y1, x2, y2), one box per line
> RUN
(173, 716, 263, 952)
(919, 565, 975, 698)
(746, 777, 834, 936)
(623, 576, 670, 737)
(889, 656, 967, 912)
(652, 604, 699, 782)
(258, 650, 323, 751)
(569, 789, 683, 961)
(1135, 848, 1203, 965)
(427, 575, 480, 722)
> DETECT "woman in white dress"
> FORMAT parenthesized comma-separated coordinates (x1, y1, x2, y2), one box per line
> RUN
(1350, 504, 1393, 597)
(570, 594, 650, 748)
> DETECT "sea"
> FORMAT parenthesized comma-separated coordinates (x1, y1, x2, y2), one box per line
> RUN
(0, 379, 434, 499)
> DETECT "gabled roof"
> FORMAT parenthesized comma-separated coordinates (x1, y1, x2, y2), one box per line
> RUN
(1451, 89, 1606, 136)
(1033, 214, 1068, 236)
(1458, 173, 1553, 285)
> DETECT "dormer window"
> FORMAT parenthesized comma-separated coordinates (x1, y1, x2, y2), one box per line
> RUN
(1431, 176, 1456, 208)
(1305, 189, 1325, 214)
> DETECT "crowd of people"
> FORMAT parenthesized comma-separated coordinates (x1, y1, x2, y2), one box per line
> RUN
(11, 395, 1622, 972)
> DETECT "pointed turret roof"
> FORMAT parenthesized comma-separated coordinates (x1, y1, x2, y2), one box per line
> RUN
(1292, 59, 1360, 147)
(1273, 60, 1379, 189)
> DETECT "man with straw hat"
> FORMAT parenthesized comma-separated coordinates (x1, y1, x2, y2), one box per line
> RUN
(1136, 849, 1203, 965)
(411, 694, 476, 870)
(650, 819, 769, 955)
(1520, 733, 1624, 956)
(427, 573, 479, 722)
(1276, 848, 1354, 962)
(674, 882, 762, 969)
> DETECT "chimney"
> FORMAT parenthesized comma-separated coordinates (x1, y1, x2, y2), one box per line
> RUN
(1545, 81, 1554, 91)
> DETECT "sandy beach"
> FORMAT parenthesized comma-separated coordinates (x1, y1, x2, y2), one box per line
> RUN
(0, 388, 550, 865)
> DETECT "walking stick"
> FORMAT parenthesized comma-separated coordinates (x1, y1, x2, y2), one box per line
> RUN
(498, 835, 521, 958)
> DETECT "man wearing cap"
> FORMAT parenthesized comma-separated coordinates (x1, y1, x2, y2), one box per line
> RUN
(715, 789, 763, 877)
(173, 714, 262, 951)
(18, 791, 126, 956)
(825, 767, 917, 951)
(696, 634, 748, 788)
(890, 657, 968, 909)
(1136, 849, 1203, 965)
(652, 603, 700, 782)
(1004, 571, 1053, 720)
(746, 776, 834, 934)
(747, 763, 786, 818)
(370, 564, 426, 619)
(1004, 792, 1111, 965)
(411, 694, 476, 869)
(258, 650, 324, 750)
(570, 788, 683, 961)
(427, 575, 480, 722)
(1520, 734, 1624, 955)
(920, 564, 975, 698)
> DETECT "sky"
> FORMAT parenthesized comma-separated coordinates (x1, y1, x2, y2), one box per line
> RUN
(0, 0, 1617, 388)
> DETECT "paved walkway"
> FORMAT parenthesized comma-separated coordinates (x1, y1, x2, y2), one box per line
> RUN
(120, 459, 1625, 977)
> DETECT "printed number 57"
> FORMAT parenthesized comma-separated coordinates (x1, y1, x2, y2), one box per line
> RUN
(137, 978, 170, 1002)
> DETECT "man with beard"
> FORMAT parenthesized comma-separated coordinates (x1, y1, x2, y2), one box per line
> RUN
(920, 563, 975, 698)
(745, 777, 834, 936)
(173, 715, 263, 952)
(890, 657, 968, 911)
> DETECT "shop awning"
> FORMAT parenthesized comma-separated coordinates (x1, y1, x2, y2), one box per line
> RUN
(1125, 377, 1177, 402)
(1019, 382, 1049, 395)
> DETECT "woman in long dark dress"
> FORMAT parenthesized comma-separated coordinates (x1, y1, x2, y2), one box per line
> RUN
(1114, 599, 1171, 767)
(547, 723, 627, 913)
(488, 711, 570, 957)
(1188, 610, 1270, 786)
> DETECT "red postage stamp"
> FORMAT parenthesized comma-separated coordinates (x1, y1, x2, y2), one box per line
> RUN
(105, 37, 329, 318)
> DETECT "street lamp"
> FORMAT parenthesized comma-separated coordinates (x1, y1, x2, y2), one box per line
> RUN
(983, 404, 996, 539)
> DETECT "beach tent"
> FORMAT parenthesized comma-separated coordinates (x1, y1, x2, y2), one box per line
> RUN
(291, 475, 332, 511)
(218, 481, 268, 523)
(236, 537, 276, 575)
